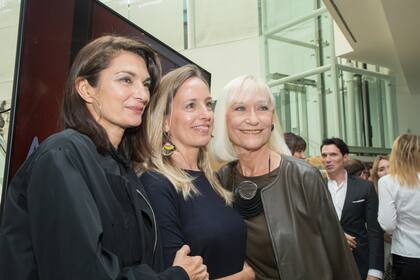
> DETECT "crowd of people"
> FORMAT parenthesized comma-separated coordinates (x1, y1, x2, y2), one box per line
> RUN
(0, 35, 419, 280)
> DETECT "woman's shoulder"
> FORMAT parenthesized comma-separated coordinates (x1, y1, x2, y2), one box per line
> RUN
(216, 162, 236, 190)
(36, 129, 95, 155)
(140, 170, 166, 183)
(140, 171, 175, 192)
(281, 155, 320, 176)
(378, 174, 398, 189)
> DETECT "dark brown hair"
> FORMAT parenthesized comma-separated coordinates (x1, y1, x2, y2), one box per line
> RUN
(60, 35, 161, 162)
(284, 132, 306, 154)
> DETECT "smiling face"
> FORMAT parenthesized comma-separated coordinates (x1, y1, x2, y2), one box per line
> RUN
(321, 144, 348, 177)
(81, 51, 151, 138)
(226, 90, 274, 153)
(377, 158, 390, 178)
(165, 77, 213, 153)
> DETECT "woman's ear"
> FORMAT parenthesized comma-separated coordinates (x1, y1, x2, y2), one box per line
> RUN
(163, 117, 170, 133)
(75, 77, 96, 104)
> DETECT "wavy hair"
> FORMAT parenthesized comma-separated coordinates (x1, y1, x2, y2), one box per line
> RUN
(370, 155, 389, 191)
(389, 134, 420, 187)
(142, 64, 232, 203)
(61, 35, 161, 162)
(211, 75, 290, 163)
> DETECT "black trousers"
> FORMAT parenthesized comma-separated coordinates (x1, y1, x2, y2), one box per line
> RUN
(392, 254, 420, 280)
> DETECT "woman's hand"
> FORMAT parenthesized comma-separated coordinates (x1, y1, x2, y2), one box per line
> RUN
(384, 233, 392, 243)
(173, 245, 209, 280)
(216, 262, 255, 280)
(344, 233, 357, 250)
(240, 262, 255, 280)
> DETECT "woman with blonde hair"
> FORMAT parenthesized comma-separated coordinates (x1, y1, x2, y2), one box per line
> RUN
(370, 155, 393, 279)
(139, 65, 253, 279)
(378, 134, 420, 280)
(370, 155, 390, 192)
(212, 75, 359, 280)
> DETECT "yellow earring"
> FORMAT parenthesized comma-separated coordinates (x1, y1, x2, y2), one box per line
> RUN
(162, 132, 176, 157)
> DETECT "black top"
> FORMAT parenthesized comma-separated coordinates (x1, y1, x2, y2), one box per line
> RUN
(141, 170, 247, 279)
(232, 167, 280, 280)
(0, 129, 187, 280)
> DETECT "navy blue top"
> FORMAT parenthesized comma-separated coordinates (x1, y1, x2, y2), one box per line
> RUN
(141, 170, 246, 279)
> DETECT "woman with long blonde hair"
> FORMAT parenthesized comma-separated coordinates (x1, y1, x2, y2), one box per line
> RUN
(370, 155, 390, 192)
(139, 65, 253, 280)
(378, 134, 420, 280)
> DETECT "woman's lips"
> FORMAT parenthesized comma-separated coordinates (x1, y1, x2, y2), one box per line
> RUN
(126, 106, 144, 114)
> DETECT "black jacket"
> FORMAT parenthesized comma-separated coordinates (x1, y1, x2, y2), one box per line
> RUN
(340, 176, 384, 279)
(218, 156, 360, 280)
(0, 129, 187, 280)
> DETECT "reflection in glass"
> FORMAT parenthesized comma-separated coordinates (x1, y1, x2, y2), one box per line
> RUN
(260, 0, 397, 156)
(0, 0, 21, 200)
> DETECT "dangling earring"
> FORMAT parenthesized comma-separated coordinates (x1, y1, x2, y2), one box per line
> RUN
(162, 131, 176, 157)
(271, 124, 274, 131)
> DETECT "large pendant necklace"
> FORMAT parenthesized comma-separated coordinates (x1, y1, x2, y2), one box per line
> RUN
(233, 153, 271, 218)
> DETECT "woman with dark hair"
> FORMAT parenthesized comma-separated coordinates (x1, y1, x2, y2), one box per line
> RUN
(0, 35, 206, 280)
(139, 65, 252, 280)
(378, 134, 420, 280)
(344, 159, 370, 180)
(283, 132, 306, 160)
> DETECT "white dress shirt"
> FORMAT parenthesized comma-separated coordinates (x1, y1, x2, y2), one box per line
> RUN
(328, 172, 383, 279)
(327, 173, 348, 220)
(378, 174, 420, 258)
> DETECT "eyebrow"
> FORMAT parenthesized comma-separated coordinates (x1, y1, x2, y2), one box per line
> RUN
(116, 71, 136, 76)
(116, 71, 151, 82)
(183, 97, 212, 103)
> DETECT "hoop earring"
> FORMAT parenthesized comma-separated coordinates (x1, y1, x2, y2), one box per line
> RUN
(162, 131, 176, 157)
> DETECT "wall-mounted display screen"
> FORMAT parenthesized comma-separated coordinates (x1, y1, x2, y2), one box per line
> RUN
(1, 0, 210, 211)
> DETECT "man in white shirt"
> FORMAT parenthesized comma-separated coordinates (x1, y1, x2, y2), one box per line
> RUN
(321, 138, 384, 280)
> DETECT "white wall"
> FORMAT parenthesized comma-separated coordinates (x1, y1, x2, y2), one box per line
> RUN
(101, 0, 185, 50)
(395, 73, 420, 135)
(333, 21, 353, 56)
(180, 37, 261, 100)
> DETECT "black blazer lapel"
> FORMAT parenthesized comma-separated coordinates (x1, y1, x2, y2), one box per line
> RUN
(341, 177, 355, 222)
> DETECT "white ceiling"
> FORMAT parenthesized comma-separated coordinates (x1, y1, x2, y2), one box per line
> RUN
(324, 0, 420, 94)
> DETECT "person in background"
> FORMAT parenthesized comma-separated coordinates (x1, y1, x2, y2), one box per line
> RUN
(321, 138, 384, 280)
(284, 132, 306, 160)
(213, 75, 360, 280)
(378, 134, 420, 280)
(344, 159, 370, 180)
(139, 65, 253, 280)
(370, 155, 393, 280)
(0, 36, 207, 280)
(370, 156, 390, 192)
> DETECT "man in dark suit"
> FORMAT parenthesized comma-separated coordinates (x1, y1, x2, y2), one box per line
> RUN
(321, 138, 384, 280)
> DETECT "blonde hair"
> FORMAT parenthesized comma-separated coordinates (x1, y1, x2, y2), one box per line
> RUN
(142, 64, 232, 203)
(211, 75, 290, 162)
(389, 134, 420, 187)
(370, 155, 390, 191)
